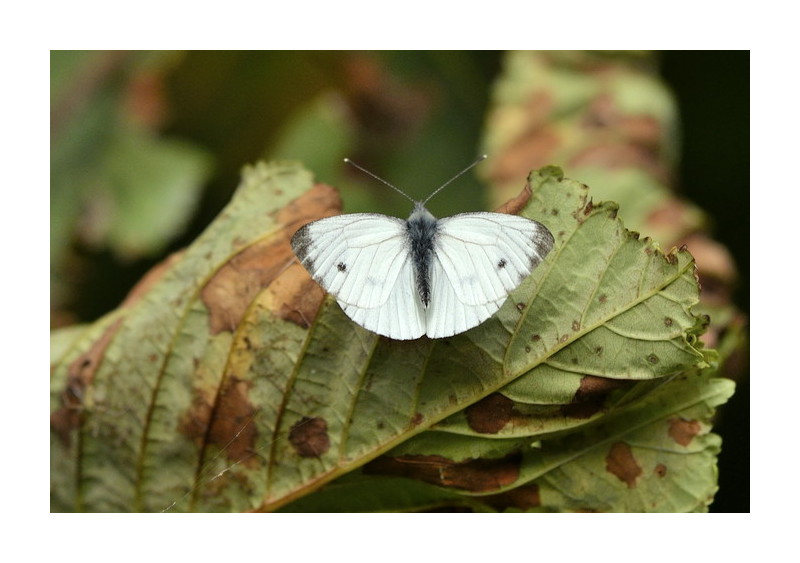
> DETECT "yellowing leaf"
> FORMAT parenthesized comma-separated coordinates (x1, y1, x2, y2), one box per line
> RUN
(51, 161, 726, 513)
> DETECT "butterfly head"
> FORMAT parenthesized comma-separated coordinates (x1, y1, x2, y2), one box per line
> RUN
(407, 202, 437, 225)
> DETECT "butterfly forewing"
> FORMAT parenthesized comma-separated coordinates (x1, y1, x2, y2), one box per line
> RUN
(291, 214, 409, 309)
(433, 213, 555, 306)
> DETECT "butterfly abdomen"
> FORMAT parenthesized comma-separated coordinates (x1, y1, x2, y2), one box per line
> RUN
(406, 205, 439, 308)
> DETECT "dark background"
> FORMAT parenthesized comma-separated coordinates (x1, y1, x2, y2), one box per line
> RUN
(661, 51, 749, 513)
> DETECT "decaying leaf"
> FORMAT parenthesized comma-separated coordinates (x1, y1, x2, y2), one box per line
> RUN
(51, 160, 731, 512)
(479, 51, 744, 378)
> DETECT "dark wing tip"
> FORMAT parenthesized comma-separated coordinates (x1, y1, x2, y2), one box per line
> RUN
(526, 222, 555, 272)
(533, 223, 555, 256)
(291, 224, 311, 260)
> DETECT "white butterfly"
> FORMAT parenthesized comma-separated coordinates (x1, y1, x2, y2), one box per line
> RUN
(291, 157, 554, 340)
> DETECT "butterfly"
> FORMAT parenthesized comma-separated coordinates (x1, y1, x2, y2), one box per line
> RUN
(291, 156, 554, 340)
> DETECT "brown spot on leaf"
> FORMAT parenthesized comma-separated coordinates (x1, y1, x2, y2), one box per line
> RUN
(466, 393, 514, 434)
(598, 294, 607, 304)
(180, 376, 259, 466)
(605, 442, 642, 488)
(209, 377, 259, 465)
(180, 392, 214, 448)
(260, 262, 325, 328)
(410, 412, 424, 427)
(365, 452, 522, 493)
(202, 184, 339, 334)
(484, 483, 541, 510)
(665, 250, 678, 265)
(654, 464, 667, 478)
(276, 182, 341, 230)
(562, 375, 625, 419)
(50, 318, 124, 446)
(289, 416, 330, 458)
(668, 418, 701, 446)
(664, 317, 673, 327)
(201, 238, 292, 334)
(572, 320, 581, 331)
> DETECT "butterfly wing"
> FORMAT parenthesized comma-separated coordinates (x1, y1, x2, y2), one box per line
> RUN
(340, 256, 426, 340)
(425, 259, 507, 338)
(293, 211, 554, 340)
(291, 214, 426, 340)
(425, 212, 554, 338)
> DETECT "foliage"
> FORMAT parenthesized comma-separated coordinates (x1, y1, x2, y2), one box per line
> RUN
(50, 162, 732, 512)
(51, 50, 747, 512)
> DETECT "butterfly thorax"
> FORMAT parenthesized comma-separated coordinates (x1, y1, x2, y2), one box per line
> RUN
(406, 204, 438, 308)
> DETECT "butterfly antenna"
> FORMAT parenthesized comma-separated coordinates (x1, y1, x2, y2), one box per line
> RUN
(421, 154, 488, 205)
(343, 158, 417, 204)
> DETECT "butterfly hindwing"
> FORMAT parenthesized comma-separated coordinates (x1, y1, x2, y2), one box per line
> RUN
(341, 256, 426, 340)
(425, 254, 507, 338)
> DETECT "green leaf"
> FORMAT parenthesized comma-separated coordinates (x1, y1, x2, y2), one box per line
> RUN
(480, 51, 705, 244)
(507, 370, 735, 512)
(101, 128, 213, 258)
(51, 51, 214, 322)
(277, 474, 495, 513)
(283, 369, 731, 513)
(50, 162, 326, 512)
(50, 161, 719, 512)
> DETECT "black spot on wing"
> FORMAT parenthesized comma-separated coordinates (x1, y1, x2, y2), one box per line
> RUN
(497, 258, 507, 269)
(337, 262, 347, 272)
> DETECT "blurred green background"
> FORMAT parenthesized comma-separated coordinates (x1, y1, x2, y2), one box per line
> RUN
(50, 50, 748, 512)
